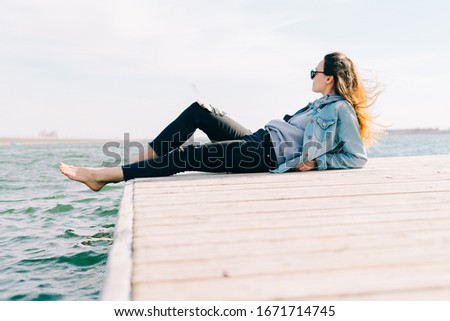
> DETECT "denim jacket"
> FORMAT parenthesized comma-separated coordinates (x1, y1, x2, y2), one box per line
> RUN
(270, 94, 368, 173)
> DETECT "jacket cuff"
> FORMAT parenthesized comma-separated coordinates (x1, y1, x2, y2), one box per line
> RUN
(316, 154, 328, 171)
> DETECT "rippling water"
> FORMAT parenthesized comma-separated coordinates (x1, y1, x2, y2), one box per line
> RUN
(0, 143, 123, 300)
(0, 133, 449, 300)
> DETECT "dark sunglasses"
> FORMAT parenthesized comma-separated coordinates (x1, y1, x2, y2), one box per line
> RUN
(310, 70, 326, 79)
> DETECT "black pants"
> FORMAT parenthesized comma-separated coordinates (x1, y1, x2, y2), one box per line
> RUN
(121, 102, 277, 180)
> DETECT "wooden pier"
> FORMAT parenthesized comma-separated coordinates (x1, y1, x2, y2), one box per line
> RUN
(101, 154, 450, 300)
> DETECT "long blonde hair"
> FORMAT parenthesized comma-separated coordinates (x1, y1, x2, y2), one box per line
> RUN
(324, 52, 380, 146)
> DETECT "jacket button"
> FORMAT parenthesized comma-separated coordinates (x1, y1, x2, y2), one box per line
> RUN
(305, 153, 309, 157)
(308, 135, 312, 139)
(317, 108, 321, 112)
(310, 119, 314, 123)
(323, 122, 326, 127)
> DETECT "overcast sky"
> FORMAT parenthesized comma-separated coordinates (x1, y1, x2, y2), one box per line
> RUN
(1, 0, 449, 139)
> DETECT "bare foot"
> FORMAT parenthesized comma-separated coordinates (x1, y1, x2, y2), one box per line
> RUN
(59, 163, 107, 191)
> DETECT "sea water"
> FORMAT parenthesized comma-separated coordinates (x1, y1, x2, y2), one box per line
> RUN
(0, 133, 449, 300)
(0, 143, 124, 300)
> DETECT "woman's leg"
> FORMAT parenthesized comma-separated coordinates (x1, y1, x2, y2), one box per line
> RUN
(60, 136, 276, 191)
(130, 102, 251, 163)
(129, 145, 159, 164)
(147, 101, 252, 159)
(122, 138, 276, 180)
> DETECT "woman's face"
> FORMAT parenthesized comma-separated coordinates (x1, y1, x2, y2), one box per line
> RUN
(312, 59, 334, 95)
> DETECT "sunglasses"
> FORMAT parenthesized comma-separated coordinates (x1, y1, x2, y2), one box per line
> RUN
(310, 70, 326, 79)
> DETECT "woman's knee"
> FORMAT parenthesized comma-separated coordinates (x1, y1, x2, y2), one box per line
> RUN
(182, 101, 210, 120)
(186, 101, 208, 112)
(196, 101, 213, 111)
(192, 101, 226, 117)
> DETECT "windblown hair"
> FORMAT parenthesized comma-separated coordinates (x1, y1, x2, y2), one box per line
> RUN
(323, 52, 380, 146)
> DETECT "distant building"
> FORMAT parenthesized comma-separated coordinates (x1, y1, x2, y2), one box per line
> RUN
(38, 130, 58, 138)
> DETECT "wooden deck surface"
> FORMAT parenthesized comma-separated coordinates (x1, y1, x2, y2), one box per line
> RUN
(102, 154, 450, 300)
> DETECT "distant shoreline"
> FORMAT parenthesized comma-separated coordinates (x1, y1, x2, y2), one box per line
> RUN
(1, 129, 449, 146)
(385, 129, 450, 135)
(0, 137, 122, 146)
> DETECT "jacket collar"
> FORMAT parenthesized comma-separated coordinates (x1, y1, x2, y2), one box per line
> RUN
(312, 94, 343, 109)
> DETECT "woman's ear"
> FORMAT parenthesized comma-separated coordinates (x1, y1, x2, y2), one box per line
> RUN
(326, 75, 334, 84)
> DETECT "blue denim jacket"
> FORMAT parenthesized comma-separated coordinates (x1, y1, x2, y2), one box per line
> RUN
(271, 94, 368, 173)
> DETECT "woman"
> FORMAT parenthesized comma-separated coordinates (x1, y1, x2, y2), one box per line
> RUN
(60, 52, 378, 191)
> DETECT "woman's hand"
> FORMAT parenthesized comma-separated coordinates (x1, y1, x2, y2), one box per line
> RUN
(293, 160, 316, 172)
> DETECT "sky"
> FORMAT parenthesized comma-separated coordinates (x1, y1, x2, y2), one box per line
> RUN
(1, 0, 449, 139)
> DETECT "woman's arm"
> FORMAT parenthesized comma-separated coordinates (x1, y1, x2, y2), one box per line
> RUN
(315, 105, 368, 170)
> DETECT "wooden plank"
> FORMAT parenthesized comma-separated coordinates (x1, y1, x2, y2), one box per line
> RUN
(101, 180, 134, 300)
(134, 203, 449, 229)
(133, 185, 450, 202)
(134, 212, 450, 240)
(132, 223, 450, 249)
(133, 263, 450, 300)
(131, 192, 450, 218)
(133, 245, 450, 283)
(133, 229, 450, 263)
(132, 170, 450, 190)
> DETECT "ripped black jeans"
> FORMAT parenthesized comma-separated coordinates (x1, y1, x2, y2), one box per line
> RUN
(121, 102, 277, 180)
